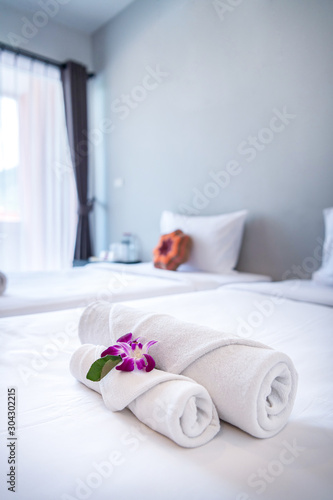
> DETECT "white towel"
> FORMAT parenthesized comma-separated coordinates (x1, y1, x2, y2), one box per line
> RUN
(70, 344, 220, 448)
(0, 272, 7, 295)
(78, 301, 112, 346)
(79, 302, 298, 438)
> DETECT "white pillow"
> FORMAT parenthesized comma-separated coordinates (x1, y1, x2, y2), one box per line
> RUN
(160, 210, 248, 273)
(312, 207, 333, 286)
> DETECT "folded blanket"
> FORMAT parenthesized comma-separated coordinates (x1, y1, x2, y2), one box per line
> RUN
(70, 344, 220, 448)
(79, 302, 298, 438)
(0, 272, 7, 295)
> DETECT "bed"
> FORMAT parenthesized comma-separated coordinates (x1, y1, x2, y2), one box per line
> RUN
(0, 261, 270, 317)
(0, 209, 273, 318)
(225, 278, 333, 307)
(0, 280, 332, 500)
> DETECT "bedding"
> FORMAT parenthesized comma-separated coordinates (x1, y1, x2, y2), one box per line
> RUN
(224, 279, 333, 307)
(0, 284, 332, 500)
(312, 207, 333, 286)
(160, 209, 247, 273)
(0, 261, 271, 317)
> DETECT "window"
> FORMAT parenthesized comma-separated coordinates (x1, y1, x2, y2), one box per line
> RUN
(0, 51, 77, 272)
(0, 96, 20, 223)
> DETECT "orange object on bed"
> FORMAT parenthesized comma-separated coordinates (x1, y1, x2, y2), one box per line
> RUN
(153, 230, 192, 271)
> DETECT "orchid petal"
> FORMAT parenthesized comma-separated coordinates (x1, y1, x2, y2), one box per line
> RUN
(143, 354, 155, 372)
(116, 357, 135, 371)
(101, 345, 124, 357)
(135, 358, 146, 370)
(130, 341, 143, 351)
(117, 333, 133, 344)
(115, 343, 132, 356)
(145, 340, 158, 351)
(101, 341, 131, 357)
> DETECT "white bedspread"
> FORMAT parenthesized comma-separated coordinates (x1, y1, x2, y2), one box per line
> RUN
(225, 279, 333, 307)
(0, 261, 270, 317)
(0, 285, 332, 500)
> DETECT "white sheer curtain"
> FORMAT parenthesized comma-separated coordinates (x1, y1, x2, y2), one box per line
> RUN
(0, 50, 77, 272)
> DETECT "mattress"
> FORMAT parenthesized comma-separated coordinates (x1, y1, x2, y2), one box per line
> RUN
(0, 261, 270, 317)
(0, 284, 332, 500)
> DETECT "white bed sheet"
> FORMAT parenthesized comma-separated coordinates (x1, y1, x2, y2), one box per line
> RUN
(0, 285, 332, 500)
(0, 261, 271, 317)
(224, 279, 333, 307)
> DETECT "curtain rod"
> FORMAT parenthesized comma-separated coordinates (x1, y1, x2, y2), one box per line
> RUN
(0, 41, 95, 78)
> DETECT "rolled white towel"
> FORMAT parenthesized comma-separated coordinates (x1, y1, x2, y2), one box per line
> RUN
(78, 301, 111, 346)
(79, 302, 298, 438)
(70, 344, 220, 448)
(0, 272, 7, 295)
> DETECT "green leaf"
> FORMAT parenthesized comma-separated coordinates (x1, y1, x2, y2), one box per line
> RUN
(86, 355, 122, 382)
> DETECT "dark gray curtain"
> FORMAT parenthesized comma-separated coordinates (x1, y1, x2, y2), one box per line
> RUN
(61, 61, 93, 261)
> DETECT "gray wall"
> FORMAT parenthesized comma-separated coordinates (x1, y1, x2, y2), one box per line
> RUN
(0, 3, 93, 70)
(91, 0, 333, 280)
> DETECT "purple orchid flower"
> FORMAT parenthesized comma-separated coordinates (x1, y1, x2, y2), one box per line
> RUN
(101, 333, 157, 372)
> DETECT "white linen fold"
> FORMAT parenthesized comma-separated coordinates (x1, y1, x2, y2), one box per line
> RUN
(79, 302, 298, 438)
(70, 344, 220, 448)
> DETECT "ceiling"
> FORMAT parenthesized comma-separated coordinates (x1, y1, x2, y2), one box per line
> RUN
(0, 0, 136, 34)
